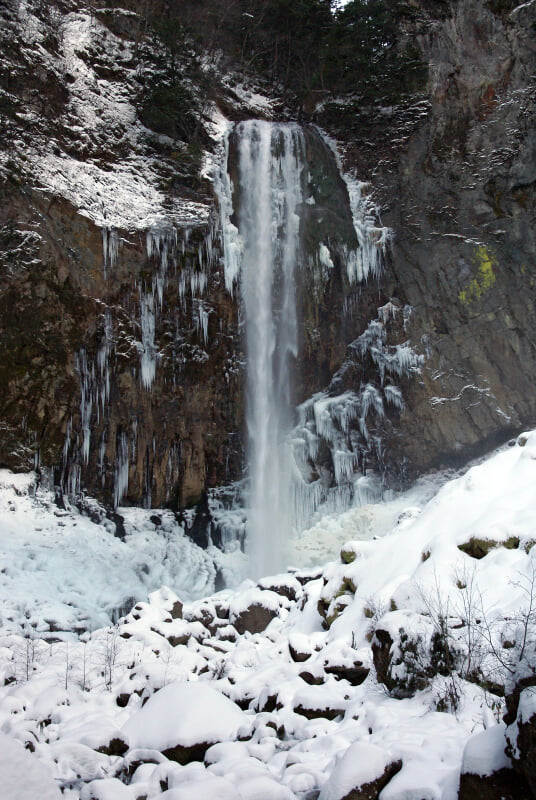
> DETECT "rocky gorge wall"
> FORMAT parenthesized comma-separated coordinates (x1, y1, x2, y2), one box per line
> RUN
(0, 0, 535, 518)
(323, 0, 536, 484)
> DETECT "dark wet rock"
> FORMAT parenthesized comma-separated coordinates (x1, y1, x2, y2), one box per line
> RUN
(289, 642, 311, 663)
(505, 685, 536, 797)
(324, 663, 370, 686)
(459, 770, 531, 800)
(371, 629, 395, 691)
(339, 760, 402, 800)
(170, 600, 183, 620)
(258, 576, 301, 602)
(230, 602, 278, 635)
(294, 703, 344, 721)
(97, 736, 129, 757)
(298, 671, 324, 686)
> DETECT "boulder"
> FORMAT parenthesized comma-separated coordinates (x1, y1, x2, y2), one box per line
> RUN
(229, 590, 282, 635)
(121, 682, 251, 765)
(258, 575, 301, 601)
(324, 663, 369, 686)
(459, 723, 531, 800)
(319, 741, 401, 800)
(288, 633, 314, 663)
(371, 629, 395, 691)
(505, 686, 536, 797)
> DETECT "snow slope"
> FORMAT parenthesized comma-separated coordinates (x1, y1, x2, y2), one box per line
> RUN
(0, 433, 534, 798)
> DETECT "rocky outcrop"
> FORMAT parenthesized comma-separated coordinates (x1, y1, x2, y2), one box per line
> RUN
(505, 683, 536, 797)
(325, 0, 536, 485)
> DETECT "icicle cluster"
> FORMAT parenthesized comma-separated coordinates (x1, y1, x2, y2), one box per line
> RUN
(72, 312, 113, 466)
(289, 303, 424, 531)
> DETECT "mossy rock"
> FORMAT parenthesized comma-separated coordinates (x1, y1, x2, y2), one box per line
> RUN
(458, 536, 520, 559)
(340, 545, 358, 564)
(326, 595, 352, 627)
(336, 576, 357, 596)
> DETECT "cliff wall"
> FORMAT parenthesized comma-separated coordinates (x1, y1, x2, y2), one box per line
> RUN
(0, 0, 534, 511)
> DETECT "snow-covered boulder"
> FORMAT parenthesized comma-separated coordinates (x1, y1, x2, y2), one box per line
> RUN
(371, 612, 440, 698)
(258, 575, 302, 601)
(121, 682, 251, 764)
(505, 686, 536, 798)
(288, 632, 313, 662)
(148, 586, 183, 619)
(458, 723, 527, 800)
(229, 589, 283, 634)
(293, 681, 348, 721)
(319, 741, 401, 800)
(0, 732, 61, 800)
(80, 777, 133, 800)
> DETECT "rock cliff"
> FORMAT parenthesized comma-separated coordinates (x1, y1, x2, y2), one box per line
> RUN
(0, 0, 535, 518)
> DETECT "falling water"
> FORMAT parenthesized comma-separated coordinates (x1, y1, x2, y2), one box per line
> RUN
(233, 120, 306, 577)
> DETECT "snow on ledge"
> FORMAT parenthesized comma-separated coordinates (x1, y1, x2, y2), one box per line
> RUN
(35, 152, 211, 233)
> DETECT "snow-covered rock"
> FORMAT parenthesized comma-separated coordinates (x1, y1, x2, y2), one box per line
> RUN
(318, 741, 401, 800)
(0, 732, 61, 800)
(461, 723, 511, 777)
(121, 682, 251, 762)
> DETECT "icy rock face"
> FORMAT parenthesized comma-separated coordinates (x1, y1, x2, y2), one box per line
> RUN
(0, 1, 242, 510)
(1, 0, 536, 517)
(327, 0, 536, 483)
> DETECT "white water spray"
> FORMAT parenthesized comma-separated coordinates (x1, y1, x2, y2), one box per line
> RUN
(233, 120, 306, 577)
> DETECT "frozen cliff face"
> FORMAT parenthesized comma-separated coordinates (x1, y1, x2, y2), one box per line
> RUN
(319, 0, 536, 484)
(0, 0, 388, 516)
(0, 0, 241, 509)
(0, 0, 535, 524)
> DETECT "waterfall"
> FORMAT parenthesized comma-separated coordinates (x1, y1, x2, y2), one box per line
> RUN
(217, 118, 392, 576)
(233, 120, 306, 577)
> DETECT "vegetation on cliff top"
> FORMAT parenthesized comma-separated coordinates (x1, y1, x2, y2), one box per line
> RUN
(135, 0, 427, 148)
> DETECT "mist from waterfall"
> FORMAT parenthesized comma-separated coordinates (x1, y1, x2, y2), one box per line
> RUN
(233, 120, 305, 578)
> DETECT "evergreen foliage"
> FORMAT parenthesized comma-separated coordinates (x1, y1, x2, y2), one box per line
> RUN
(136, 14, 211, 146)
(233, 0, 427, 103)
(135, 0, 427, 137)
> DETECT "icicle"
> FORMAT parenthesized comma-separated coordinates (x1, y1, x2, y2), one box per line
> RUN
(193, 299, 210, 344)
(139, 289, 157, 389)
(102, 226, 118, 277)
(214, 131, 243, 294)
(76, 349, 93, 465)
(113, 431, 129, 508)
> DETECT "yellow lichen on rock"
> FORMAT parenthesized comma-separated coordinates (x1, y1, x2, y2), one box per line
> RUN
(459, 246, 497, 305)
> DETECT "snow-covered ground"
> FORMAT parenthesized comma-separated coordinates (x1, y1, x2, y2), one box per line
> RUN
(0, 433, 535, 798)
